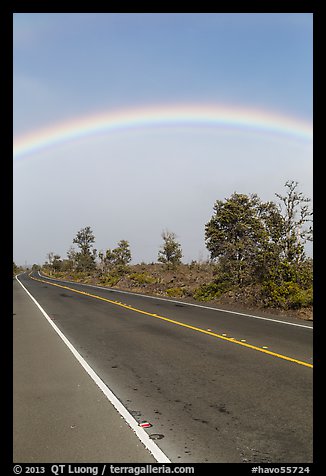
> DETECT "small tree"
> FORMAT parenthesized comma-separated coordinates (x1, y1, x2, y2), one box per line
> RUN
(158, 230, 182, 268)
(259, 181, 313, 308)
(52, 254, 62, 272)
(44, 253, 62, 272)
(113, 240, 132, 267)
(66, 246, 78, 270)
(73, 226, 95, 255)
(205, 193, 267, 285)
(275, 180, 313, 264)
(13, 262, 18, 275)
(46, 252, 55, 267)
(99, 248, 115, 273)
(99, 240, 132, 273)
(60, 258, 74, 272)
(72, 226, 97, 272)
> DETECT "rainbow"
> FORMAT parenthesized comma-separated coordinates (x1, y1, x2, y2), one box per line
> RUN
(13, 104, 313, 159)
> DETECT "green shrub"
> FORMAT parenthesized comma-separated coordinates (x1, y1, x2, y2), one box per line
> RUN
(129, 273, 157, 285)
(100, 274, 121, 287)
(261, 281, 313, 309)
(166, 287, 185, 298)
(193, 281, 231, 301)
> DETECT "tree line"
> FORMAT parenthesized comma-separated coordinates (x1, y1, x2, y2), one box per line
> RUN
(44, 228, 183, 273)
(36, 180, 312, 309)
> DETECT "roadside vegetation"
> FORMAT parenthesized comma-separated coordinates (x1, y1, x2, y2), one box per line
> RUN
(13, 262, 24, 276)
(22, 181, 313, 320)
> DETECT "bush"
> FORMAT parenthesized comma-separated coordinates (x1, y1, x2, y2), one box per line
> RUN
(193, 281, 231, 301)
(166, 287, 185, 298)
(129, 273, 157, 285)
(261, 281, 313, 309)
(100, 274, 121, 287)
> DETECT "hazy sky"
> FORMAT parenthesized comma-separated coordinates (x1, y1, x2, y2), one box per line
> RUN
(13, 13, 313, 265)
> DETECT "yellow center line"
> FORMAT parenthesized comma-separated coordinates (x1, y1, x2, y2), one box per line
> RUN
(29, 274, 313, 369)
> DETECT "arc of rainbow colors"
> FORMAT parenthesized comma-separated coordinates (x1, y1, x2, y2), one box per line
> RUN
(13, 104, 313, 159)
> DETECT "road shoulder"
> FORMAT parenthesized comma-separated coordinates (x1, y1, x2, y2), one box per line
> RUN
(13, 279, 157, 463)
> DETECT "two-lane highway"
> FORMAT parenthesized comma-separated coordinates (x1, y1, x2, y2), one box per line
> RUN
(15, 271, 313, 463)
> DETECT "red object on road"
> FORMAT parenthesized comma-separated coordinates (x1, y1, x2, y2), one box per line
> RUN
(139, 421, 152, 428)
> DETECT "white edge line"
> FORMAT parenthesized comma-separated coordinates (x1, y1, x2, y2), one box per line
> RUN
(37, 271, 313, 330)
(15, 274, 171, 464)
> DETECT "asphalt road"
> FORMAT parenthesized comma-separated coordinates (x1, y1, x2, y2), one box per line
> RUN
(13, 276, 159, 463)
(14, 271, 313, 463)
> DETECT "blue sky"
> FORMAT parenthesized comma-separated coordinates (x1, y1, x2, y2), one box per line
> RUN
(13, 13, 313, 265)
